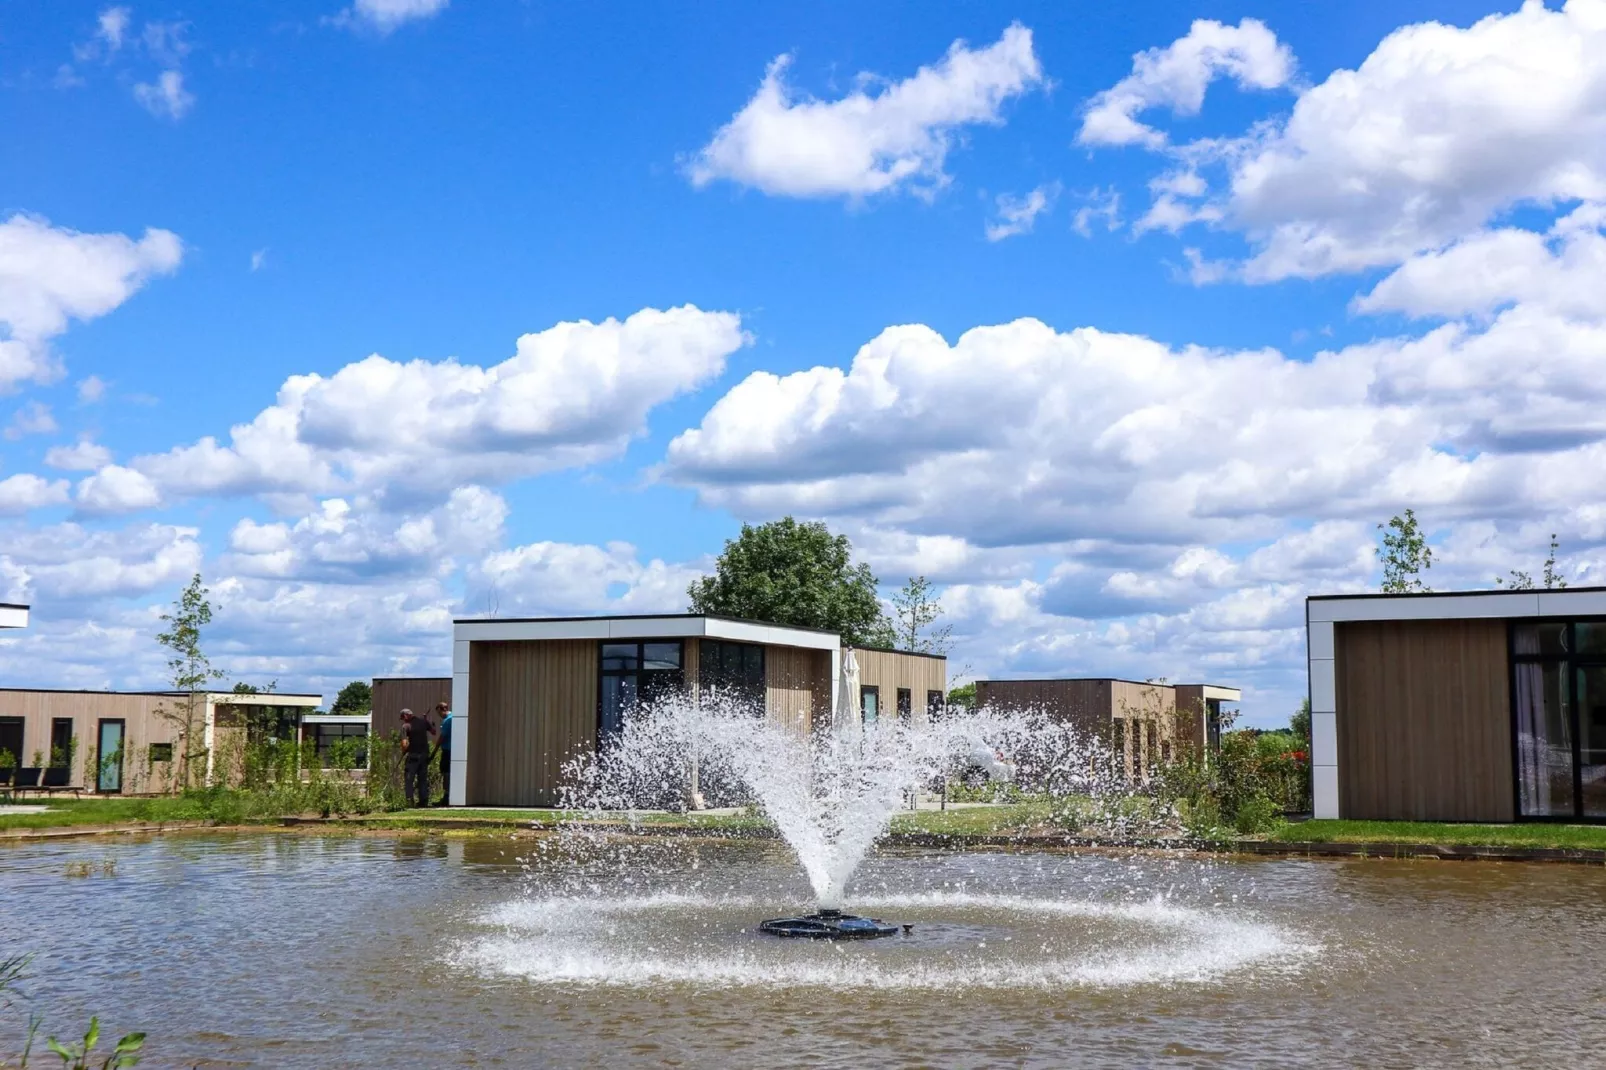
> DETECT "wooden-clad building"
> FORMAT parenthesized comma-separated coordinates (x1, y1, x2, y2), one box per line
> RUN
(370, 677, 453, 742)
(974, 678, 1238, 783)
(449, 614, 945, 807)
(1308, 588, 1606, 823)
(0, 689, 321, 795)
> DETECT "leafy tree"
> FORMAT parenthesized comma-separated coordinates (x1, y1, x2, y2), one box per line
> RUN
(155, 573, 224, 788)
(889, 575, 953, 654)
(688, 517, 894, 646)
(331, 680, 373, 717)
(1497, 532, 1568, 590)
(1290, 697, 1310, 744)
(230, 679, 278, 695)
(946, 682, 977, 709)
(1377, 509, 1433, 593)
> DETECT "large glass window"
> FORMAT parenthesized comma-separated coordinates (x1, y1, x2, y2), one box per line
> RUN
(1514, 620, 1606, 820)
(861, 686, 879, 725)
(599, 640, 684, 743)
(700, 640, 765, 713)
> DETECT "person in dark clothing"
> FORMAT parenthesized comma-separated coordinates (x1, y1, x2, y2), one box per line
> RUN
(432, 701, 454, 806)
(400, 708, 436, 809)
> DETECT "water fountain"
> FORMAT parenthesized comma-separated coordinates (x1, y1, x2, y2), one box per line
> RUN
(561, 695, 1100, 935)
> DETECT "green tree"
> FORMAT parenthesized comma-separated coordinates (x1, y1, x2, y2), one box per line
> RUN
(1497, 532, 1568, 590)
(889, 575, 953, 654)
(1377, 509, 1433, 593)
(688, 517, 894, 646)
(946, 682, 977, 709)
(1290, 697, 1310, 743)
(331, 680, 372, 717)
(155, 573, 224, 788)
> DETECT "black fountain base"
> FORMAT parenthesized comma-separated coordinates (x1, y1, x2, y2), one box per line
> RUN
(758, 908, 905, 940)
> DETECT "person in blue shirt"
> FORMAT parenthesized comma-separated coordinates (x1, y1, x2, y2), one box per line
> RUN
(432, 701, 454, 807)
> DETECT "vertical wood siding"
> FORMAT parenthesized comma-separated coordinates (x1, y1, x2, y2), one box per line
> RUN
(764, 646, 831, 734)
(0, 691, 190, 793)
(1335, 619, 1514, 822)
(853, 650, 947, 725)
(370, 678, 453, 742)
(467, 640, 597, 807)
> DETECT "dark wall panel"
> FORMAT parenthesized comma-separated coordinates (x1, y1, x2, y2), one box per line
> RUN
(1335, 619, 1514, 822)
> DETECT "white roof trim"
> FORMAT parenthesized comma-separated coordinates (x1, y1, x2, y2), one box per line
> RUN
(0, 605, 27, 629)
(1307, 588, 1606, 622)
(453, 615, 840, 650)
(206, 692, 323, 707)
(300, 714, 370, 725)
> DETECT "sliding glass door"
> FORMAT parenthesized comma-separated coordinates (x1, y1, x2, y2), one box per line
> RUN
(1514, 621, 1606, 820)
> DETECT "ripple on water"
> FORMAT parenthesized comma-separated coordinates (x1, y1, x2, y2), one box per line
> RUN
(456, 890, 1321, 991)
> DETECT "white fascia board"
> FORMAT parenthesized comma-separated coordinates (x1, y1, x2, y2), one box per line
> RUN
(0, 605, 27, 629)
(1198, 686, 1242, 701)
(206, 693, 322, 707)
(705, 617, 840, 650)
(1308, 592, 1540, 622)
(301, 714, 371, 725)
(454, 619, 612, 642)
(607, 617, 708, 639)
(1537, 590, 1606, 616)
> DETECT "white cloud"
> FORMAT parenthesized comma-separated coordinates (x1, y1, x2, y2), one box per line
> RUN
(0, 474, 71, 515)
(76, 376, 108, 404)
(44, 440, 113, 471)
(0, 215, 182, 393)
(121, 305, 745, 508)
(72, 7, 131, 62)
(1071, 186, 1123, 238)
(687, 24, 1043, 199)
(1115, 1, 1606, 281)
(0, 520, 200, 601)
(5, 401, 58, 440)
(1078, 18, 1294, 148)
(75, 465, 162, 514)
(250, 248, 268, 272)
(470, 540, 702, 619)
(985, 182, 1060, 241)
(134, 70, 194, 120)
(341, 0, 450, 34)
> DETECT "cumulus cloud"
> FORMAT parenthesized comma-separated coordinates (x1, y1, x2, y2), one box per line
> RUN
(687, 24, 1043, 199)
(5, 401, 58, 440)
(75, 465, 161, 514)
(133, 69, 194, 120)
(0, 519, 201, 601)
(0, 474, 71, 515)
(339, 0, 451, 34)
(76, 376, 108, 404)
(1110, 1, 1606, 282)
(0, 215, 182, 393)
(469, 540, 703, 619)
(44, 440, 113, 471)
(113, 305, 745, 511)
(985, 183, 1060, 241)
(1078, 18, 1294, 148)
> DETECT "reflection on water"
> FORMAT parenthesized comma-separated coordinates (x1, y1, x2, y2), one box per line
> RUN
(2, 833, 1605, 1068)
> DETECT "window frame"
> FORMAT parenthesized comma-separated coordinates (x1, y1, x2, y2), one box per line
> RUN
(1509, 616, 1606, 823)
(860, 684, 881, 725)
(597, 639, 685, 744)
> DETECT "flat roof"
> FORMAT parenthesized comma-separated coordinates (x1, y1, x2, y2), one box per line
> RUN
(0, 603, 27, 610)
(452, 611, 838, 635)
(1308, 586, 1606, 624)
(978, 677, 1236, 692)
(0, 687, 321, 703)
(301, 713, 371, 725)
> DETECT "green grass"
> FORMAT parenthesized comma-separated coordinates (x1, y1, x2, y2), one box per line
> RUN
(0, 796, 223, 832)
(1271, 819, 1606, 851)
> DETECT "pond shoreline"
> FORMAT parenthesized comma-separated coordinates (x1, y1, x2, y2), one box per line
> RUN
(5, 813, 1605, 865)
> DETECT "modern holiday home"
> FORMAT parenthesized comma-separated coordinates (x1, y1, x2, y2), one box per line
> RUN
(974, 678, 1241, 783)
(1308, 586, 1606, 823)
(447, 613, 946, 807)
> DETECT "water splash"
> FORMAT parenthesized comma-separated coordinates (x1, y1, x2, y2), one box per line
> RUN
(561, 697, 1107, 908)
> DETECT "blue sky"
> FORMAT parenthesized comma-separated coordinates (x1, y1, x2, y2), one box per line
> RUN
(3, 0, 1605, 725)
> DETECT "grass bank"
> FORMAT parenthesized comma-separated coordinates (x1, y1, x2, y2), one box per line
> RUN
(1271, 819, 1606, 851)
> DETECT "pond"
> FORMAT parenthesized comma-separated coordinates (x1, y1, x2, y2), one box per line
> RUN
(2, 832, 1603, 1067)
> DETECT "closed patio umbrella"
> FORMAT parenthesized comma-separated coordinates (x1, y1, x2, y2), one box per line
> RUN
(835, 648, 860, 736)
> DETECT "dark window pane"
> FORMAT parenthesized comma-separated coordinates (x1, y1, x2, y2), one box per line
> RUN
(722, 643, 741, 677)
(1516, 661, 1575, 816)
(601, 643, 639, 671)
(897, 688, 912, 723)
(601, 675, 637, 739)
(149, 742, 173, 763)
(1513, 623, 1568, 657)
(927, 691, 944, 718)
(1577, 623, 1606, 657)
(643, 642, 681, 670)
(744, 645, 764, 678)
(1578, 666, 1606, 817)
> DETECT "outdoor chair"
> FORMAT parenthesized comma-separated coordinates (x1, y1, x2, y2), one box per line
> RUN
(39, 767, 80, 798)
